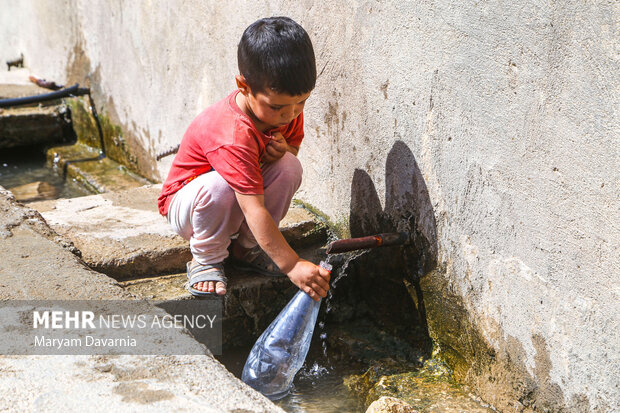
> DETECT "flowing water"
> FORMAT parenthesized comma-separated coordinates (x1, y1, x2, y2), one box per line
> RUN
(219, 345, 363, 412)
(318, 250, 367, 357)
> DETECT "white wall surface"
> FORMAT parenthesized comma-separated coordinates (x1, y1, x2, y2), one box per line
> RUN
(1, 1, 618, 410)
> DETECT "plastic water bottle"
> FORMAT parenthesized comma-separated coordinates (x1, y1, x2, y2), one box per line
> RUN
(241, 261, 332, 400)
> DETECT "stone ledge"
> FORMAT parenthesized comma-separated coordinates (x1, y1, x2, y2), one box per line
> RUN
(0, 104, 70, 150)
(30, 184, 327, 279)
(119, 245, 324, 348)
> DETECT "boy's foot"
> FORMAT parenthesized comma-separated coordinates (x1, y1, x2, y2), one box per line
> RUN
(230, 241, 285, 277)
(186, 260, 227, 296)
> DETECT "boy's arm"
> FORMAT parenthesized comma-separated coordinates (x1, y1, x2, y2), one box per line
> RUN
(235, 192, 330, 301)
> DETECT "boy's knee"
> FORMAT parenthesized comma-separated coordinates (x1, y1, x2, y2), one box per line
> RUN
(193, 172, 237, 209)
(273, 152, 303, 190)
(263, 152, 303, 191)
(279, 151, 303, 182)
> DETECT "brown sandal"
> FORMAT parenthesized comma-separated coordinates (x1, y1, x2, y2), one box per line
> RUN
(230, 245, 285, 277)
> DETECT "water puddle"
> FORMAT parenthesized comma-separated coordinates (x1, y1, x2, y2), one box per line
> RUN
(0, 145, 92, 201)
(218, 345, 362, 413)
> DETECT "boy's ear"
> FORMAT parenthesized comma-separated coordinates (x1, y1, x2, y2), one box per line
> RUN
(235, 75, 251, 96)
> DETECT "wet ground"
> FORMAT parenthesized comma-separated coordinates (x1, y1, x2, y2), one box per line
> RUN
(218, 345, 362, 413)
(211, 253, 495, 413)
(215, 318, 495, 413)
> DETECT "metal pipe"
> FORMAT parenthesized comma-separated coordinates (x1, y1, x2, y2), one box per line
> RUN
(156, 144, 180, 161)
(6, 54, 23, 71)
(29, 75, 63, 91)
(0, 84, 89, 108)
(326, 232, 409, 254)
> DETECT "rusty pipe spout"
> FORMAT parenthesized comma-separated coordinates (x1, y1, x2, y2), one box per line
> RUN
(326, 232, 409, 254)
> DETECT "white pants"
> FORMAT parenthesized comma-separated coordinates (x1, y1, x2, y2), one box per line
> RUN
(167, 152, 303, 265)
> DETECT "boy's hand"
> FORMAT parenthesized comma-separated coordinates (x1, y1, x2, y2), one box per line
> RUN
(262, 132, 288, 163)
(286, 259, 331, 301)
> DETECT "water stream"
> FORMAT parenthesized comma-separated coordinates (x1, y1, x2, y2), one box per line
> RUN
(217, 252, 368, 412)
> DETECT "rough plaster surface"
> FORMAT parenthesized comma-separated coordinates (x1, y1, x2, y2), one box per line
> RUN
(1, 1, 618, 411)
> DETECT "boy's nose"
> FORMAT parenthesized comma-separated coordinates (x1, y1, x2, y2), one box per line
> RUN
(283, 111, 294, 121)
(285, 108, 301, 122)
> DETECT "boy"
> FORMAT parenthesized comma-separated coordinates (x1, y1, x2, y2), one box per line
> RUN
(158, 17, 330, 301)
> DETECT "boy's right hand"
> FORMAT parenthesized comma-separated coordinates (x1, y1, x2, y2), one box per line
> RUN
(286, 259, 331, 301)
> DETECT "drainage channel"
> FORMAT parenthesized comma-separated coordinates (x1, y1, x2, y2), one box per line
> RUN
(117, 243, 495, 412)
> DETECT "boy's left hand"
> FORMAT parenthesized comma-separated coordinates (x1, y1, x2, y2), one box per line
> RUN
(262, 132, 288, 163)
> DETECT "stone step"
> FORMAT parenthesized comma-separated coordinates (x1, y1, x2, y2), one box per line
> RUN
(29, 184, 327, 280)
(46, 143, 150, 194)
(119, 245, 325, 349)
(0, 73, 75, 150)
(0, 101, 72, 150)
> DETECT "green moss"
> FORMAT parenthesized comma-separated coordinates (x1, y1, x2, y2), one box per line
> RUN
(432, 344, 470, 382)
(99, 111, 139, 170)
(65, 98, 100, 148)
(64, 97, 140, 175)
(292, 199, 350, 239)
(345, 358, 463, 410)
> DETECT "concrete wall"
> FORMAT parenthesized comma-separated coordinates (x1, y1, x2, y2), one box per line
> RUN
(1, 1, 618, 411)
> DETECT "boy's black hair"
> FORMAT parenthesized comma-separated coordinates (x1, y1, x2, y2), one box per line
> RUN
(238, 16, 316, 96)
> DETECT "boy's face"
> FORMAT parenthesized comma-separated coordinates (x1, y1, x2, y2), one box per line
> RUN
(236, 75, 311, 131)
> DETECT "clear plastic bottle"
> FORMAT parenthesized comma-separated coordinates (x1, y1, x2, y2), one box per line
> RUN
(241, 261, 332, 400)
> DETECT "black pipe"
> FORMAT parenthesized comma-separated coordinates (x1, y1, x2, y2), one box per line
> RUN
(86, 93, 106, 159)
(0, 84, 89, 108)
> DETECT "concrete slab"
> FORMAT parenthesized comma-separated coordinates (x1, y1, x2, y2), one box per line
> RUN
(0, 186, 284, 412)
(0, 354, 283, 413)
(0, 68, 50, 99)
(30, 184, 190, 279)
(30, 184, 326, 279)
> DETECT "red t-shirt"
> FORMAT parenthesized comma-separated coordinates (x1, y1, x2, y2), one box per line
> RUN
(157, 90, 304, 216)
